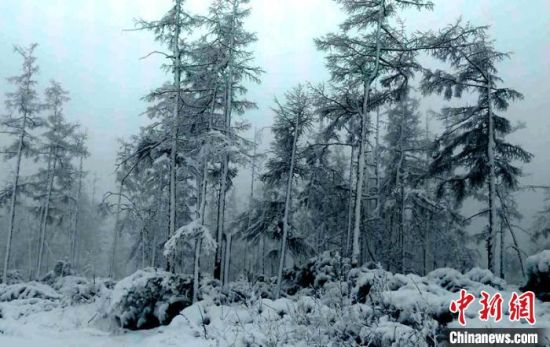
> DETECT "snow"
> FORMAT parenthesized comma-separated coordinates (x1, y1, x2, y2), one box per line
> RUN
(0, 282, 61, 302)
(2, 259, 550, 346)
(0, 291, 208, 347)
(110, 269, 159, 309)
(109, 268, 193, 330)
(526, 250, 550, 277)
(163, 220, 216, 258)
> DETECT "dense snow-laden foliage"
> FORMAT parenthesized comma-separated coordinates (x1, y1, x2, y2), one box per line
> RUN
(167, 253, 549, 346)
(201, 252, 518, 346)
(0, 270, 23, 285)
(109, 268, 193, 330)
(522, 249, 550, 301)
(2, 253, 550, 346)
(163, 221, 216, 258)
(52, 276, 102, 304)
(0, 282, 61, 302)
(426, 267, 506, 293)
(40, 260, 75, 287)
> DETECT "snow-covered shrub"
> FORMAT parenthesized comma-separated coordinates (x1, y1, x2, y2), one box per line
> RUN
(280, 251, 349, 296)
(348, 266, 394, 304)
(360, 318, 434, 347)
(109, 268, 193, 330)
(0, 282, 61, 302)
(253, 275, 276, 299)
(41, 260, 74, 286)
(197, 278, 223, 304)
(0, 269, 23, 285)
(426, 268, 476, 292)
(465, 267, 505, 290)
(522, 249, 550, 301)
(225, 278, 257, 304)
(53, 276, 99, 304)
(199, 276, 267, 306)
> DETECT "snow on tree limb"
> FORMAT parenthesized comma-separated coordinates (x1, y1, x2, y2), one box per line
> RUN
(163, 220, 216, 258)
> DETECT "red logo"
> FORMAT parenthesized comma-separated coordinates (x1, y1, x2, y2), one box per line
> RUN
(450, 289, 475, 326)
(509, 291, 536, 325)
(479, 291, 503, 322)
(449, 290, 536, 326)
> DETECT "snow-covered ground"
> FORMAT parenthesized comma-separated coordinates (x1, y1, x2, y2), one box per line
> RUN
(1, 293, 549, 347)
(1, 253, 549, 346)
(0, 299, 209, 347)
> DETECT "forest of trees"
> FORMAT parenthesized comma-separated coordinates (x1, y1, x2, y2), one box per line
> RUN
(2, 0, 549, 293)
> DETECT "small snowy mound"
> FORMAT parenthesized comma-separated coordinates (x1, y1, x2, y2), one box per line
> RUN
(52, 276, 99, 304)
(522, 249, 550, 301)
(465, 267, 506, 289)
(0, 282, 61, 302)
(109, 268, 193, 330)
(198, 278, 257, 305)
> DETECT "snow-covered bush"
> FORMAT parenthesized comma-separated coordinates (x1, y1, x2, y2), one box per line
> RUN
(360, 319, 434, 347)
(280, 251, 349, 296)
(349, 266, 393, 304)
(253, 275, 277, 299)
(0, 282, 61, 302)
(465, 267, 506, 290)
(0, 269, 23, 285)
(109, 268, 193, 330)
(199, 276, 269, 306)
(41, 260, 75, 286)
(522, 249, 550, 301)
(426, 268, 476, 292)
(53, 276, 99, 304)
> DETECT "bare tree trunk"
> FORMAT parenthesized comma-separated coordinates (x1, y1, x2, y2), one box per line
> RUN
(215, 154, 228, 280)
(168, 0, 183, 272)
(351, 2, 383, 266)
(192, 237, 202, 303)
(374, 106, 381, 216)
(398, 98, 406, 273)
(487, 76, 497, 273)
(70, 155, 84, 268)
(423, 113, 431, 276)
(223, 232, 232, 285)
(346, 144, 355, 258)
(141, 225, 146, 269)
(275, 116, 300, 299)
(248, 129, 257, 229)
(260, 234, 265, 275)
(2, 116, 27, 284)
(152, 180, 164, 268)
(109, 182, 124, 279)
(499, 218, 505, 279)
(400, 185, 405, 273)
(37, 151, 57, 277)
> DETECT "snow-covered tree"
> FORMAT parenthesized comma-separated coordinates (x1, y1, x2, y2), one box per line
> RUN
(201, 0, 262, 281)
(34, 80, 79, 277)
(135, 0, 198, 271)
(259, 86, 315, 298)
(422, 33, 532, 273)
(379, 94, 425, 273)
(315, 0, 434, 266)
(1, 44, 44, 283)
(69, 131, 89, 269)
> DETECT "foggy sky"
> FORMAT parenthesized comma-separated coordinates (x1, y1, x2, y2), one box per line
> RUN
(0, 0, 549, 230)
